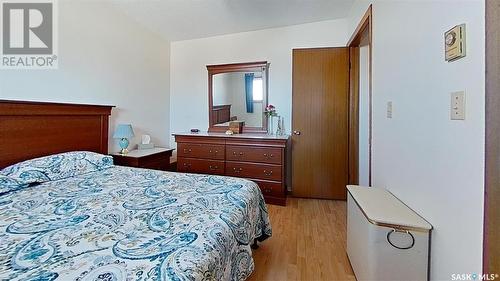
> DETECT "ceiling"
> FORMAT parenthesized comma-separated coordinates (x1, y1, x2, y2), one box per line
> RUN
(112, 0, 355, 41)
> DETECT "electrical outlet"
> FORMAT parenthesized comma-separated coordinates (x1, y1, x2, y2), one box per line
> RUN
(387, 101, 393, 118)
(450, 91, 465, 120)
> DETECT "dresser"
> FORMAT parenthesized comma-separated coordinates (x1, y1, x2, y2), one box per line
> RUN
(174, 133, 289, 205)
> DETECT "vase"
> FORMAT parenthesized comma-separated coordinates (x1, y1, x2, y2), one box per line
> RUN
(276, 116, 284, 136)
(268, 116, 274, 135)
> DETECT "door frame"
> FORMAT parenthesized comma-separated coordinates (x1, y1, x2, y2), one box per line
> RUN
(347, 5, 373, 186)
(484, 0, 499, 273)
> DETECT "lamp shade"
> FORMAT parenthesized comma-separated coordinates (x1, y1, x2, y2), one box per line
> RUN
(113, 124, 135, 139)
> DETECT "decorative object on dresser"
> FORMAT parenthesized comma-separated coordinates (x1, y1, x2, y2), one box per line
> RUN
(110, 147, 174, 171)
(264, 104, 279, 135)
(229, 121, 244, 134)
(113, 124, 135, 154)
(174, 132, 289, 205)
(276, 116, 285, 136)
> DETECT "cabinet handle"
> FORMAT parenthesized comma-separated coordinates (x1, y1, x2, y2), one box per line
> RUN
(233, 167, 243, 174)
(232, 151, 244, 156)
(209, 149, 218, 154)
(209, 165, 218, 170)
(183, 148, 192, 153)
(263, 170, 273, 176)
(263, 153, 274, 158)
(264, 187, 272, 193)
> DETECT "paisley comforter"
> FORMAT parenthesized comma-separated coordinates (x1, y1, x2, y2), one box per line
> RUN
(0, 166, 271, 280)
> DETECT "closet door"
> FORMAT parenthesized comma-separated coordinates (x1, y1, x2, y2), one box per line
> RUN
(292, 48, 349, 199)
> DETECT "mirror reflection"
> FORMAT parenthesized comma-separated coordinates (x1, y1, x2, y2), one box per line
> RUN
(212, 71, 266, 128)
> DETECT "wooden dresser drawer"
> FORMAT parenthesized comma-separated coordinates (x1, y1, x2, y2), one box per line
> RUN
(252, 180, 285, 198)
(226, 162, 282, 181)
(177, 157, 225, 175)
(174, 133, 289, 206)
(178, 143, 225, 160)
(226, 145, 282, 164)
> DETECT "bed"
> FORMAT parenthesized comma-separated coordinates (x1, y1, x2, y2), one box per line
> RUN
(211, 104, 232, 125)
(0, 100, 271, 281)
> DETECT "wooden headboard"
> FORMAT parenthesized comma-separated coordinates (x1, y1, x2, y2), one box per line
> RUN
(0, 100, 114, 169)
(212, 104, 231, 124)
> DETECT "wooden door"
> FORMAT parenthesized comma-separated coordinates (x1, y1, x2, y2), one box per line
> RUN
(292, 48, 349, 199)
(485, 0, 500, 273)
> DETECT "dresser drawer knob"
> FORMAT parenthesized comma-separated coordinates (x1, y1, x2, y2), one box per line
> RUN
(233, 167, 243, 173)
(209, 149, 219, 154)
(183, 148, 192, 154)
(209, 165, 218, 170)
(263, 153, 274, 158)
(264, 187, 272, 193)
(183, 163, 192, 168)
(263, 170, 273, 176)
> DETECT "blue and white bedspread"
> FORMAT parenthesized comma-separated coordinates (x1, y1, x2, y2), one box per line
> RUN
(0, 166, 271, 280)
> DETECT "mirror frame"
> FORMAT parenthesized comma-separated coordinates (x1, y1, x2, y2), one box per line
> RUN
(207, 61, 269, 133)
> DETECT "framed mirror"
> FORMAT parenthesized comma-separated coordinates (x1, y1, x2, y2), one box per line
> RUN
(208, 61, 269, 133)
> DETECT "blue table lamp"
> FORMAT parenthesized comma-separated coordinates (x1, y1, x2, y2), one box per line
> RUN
(113, 124, 135, 154)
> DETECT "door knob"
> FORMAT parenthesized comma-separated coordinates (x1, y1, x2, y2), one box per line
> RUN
(293, 130, 301, 135)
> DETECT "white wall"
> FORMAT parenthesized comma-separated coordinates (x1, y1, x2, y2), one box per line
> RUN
(169, 19, 348, 145)
(0, 1, 171, 152)
(213, 73, 230, 106)
(349, 1, 485, 279)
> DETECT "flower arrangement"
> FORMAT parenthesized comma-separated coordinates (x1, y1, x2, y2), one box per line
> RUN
(264, 105, 284, 135)
(264, 104, 278, 117)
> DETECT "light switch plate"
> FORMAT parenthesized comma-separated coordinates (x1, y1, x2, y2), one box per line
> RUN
(387, 101, 393, 118)
(451, 91, 465, 120)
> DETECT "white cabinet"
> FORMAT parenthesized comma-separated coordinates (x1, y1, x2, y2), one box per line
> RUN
(347, 186, 432, 281)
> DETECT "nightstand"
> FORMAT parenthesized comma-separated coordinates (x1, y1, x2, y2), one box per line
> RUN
(110, 147, 174, 171)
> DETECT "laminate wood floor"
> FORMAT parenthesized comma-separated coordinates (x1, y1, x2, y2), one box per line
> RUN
(248, 197, 356, 281)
